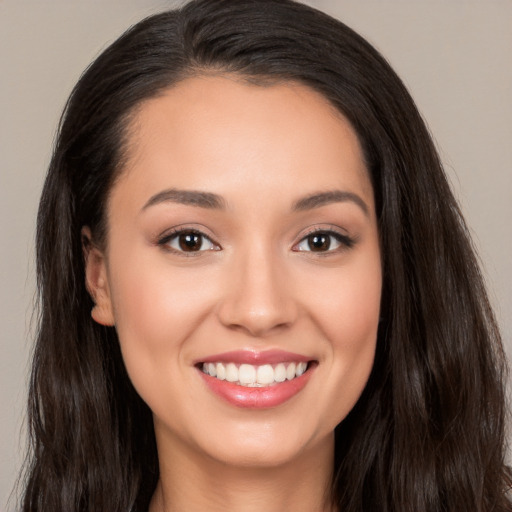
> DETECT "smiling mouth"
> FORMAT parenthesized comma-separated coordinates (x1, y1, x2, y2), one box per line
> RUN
(199, 361, 313, 387)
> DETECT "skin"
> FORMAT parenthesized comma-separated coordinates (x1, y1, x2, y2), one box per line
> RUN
(85, 75, 382, 512)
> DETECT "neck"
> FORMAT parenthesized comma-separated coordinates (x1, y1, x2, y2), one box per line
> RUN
(149, 431, 336, 512)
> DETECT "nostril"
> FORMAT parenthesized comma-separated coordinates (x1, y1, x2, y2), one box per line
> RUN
(217, 304, 297, 338)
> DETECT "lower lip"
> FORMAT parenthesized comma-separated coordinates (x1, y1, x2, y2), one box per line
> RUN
(198, 366, 314, 409)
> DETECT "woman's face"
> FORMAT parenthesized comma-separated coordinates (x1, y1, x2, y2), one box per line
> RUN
(87, 75, 382, 468)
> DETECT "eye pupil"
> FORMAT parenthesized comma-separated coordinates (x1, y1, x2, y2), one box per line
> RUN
(308, 234, 330, 251)
(179, 233, 202, 251)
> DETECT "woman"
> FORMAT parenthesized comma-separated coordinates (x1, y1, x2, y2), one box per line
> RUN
(20, 0, 511, 510)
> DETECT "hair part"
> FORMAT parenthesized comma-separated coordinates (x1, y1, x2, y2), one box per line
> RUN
(21, 1, 511, 510)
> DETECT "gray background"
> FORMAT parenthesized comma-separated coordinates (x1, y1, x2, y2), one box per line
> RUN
(1, 1, 511, 509)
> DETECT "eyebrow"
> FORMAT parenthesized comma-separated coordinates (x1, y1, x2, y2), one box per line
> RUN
(142, 188, 226, 211)
(292, 190, 369, 216)
(141, 187, 369, 216)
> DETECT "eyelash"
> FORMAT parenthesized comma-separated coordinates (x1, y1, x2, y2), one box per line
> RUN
(292, 227, 356, 255)
(157, 226, 356, 256)
(157, 227, 220, 257)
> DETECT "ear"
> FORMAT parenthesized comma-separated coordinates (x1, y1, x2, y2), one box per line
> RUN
(82, 227, 115, 326)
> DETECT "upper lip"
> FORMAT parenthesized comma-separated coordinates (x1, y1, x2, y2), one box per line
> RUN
(197, 349, 313, 366)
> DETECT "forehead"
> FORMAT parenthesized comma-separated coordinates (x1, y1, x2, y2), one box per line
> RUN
(114, 74, 373, 211)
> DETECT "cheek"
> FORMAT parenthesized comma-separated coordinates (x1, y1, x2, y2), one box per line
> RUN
(299, 254, 381, 422)
(305, 252, 382, 350)
(330, 263, 381, 378)
(106, 252, 219, 394)
(109, 243, 214, 331)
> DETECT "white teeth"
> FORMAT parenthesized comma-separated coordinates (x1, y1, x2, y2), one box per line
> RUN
(239, 364, 256, 385)
(201, 361, 310, 387)
(207, 362, 217, 377)
(256, 364, 274, 385)
(216, 362, 226, 380)
(274, 363, 286, 383)
(225, 363, 238, 382)
(296, 362, 307, 376)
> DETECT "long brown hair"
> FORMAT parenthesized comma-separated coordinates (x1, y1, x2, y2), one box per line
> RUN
(21, 0, 511, 510)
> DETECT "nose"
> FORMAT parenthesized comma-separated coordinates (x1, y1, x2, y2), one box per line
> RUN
(216, 245, 298, 338)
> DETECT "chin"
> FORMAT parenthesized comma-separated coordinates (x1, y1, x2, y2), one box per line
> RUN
(196, 419, 332, 470)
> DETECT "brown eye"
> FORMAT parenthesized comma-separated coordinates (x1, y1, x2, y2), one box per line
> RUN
(178, 233, 203, 251)
(307, 233, 331, 251)
(294, 230, 355, 253)
(160, 230, 219, 254)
